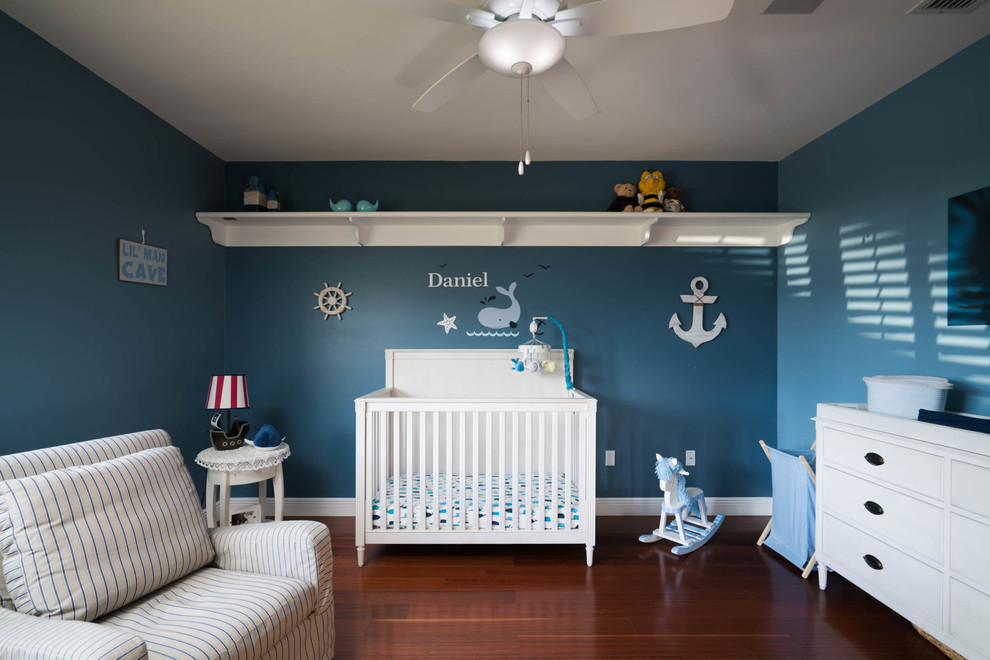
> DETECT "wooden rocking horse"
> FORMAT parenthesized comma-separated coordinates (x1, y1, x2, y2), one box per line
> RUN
(638, 453, 724, 555)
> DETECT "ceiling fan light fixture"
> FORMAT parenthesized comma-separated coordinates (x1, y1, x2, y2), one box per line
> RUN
(478, 19, 566, 77)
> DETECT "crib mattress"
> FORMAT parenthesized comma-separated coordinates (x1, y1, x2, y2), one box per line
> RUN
(372, 474, 580, 531)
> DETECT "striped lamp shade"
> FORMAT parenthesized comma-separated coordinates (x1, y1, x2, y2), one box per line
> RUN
(205, 374, 250, 410)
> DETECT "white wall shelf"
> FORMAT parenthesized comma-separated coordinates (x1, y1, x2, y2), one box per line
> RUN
(196, 211, 810, 248)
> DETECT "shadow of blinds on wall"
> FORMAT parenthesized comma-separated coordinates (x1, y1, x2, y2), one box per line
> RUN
(839, 222, 915, 360)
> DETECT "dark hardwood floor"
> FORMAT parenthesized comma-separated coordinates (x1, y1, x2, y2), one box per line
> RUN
(309, 516, 944, 659)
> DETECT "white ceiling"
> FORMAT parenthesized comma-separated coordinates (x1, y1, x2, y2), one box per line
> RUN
(4, 0, 990, 162)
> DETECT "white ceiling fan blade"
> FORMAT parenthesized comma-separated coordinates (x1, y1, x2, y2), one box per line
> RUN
(518, 0, 536, 19)
(358, 0, 497, 29)
(552, 0, 734, 37)
(413, 53, 488, 112)
(536, 58, 598, 121)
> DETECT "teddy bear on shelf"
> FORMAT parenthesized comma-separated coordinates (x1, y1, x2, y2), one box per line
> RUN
(638, 170, 665, 212)
(663, 187, 686, 212)
(607, 183, 643, 212)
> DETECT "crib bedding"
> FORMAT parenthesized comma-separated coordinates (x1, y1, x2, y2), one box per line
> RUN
(372, 473, 580, 530)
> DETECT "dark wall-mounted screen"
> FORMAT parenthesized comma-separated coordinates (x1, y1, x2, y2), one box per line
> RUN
(948, 184, 990, 326)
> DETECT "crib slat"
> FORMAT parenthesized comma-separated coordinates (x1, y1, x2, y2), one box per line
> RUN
(445, 412, 453, 531)
(578, 411, 587, 531)
(551, 412, 559, 531)
(476, 412, 481, 530)
(406, 411, 415, 531)
(512, 411, 519, 531)
(525, 411, 532, 531)
(485, 411, 493, 531)
(498, 412, 506, 533)
(419, 412, 427, 531)
(432, 412, 439, 532)
(457, 412, 467, 531)
(377, 411, 386, 532)
(564, 413, 573, 530)
(538, 412, 546, 532)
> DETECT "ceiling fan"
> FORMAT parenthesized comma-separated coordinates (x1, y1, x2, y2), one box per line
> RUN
(361, 0, 735, 120)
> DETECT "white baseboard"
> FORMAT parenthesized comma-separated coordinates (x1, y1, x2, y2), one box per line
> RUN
(227, 496, 771, 518)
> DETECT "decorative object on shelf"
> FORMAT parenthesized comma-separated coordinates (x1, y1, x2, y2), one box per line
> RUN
(266, 189, 281, 211)
(637, 170, 665, 212)
(249, 423, 285, 450)
(638, 453, 724, 554)
(356, 199, 379, 212)
(437, 312, 458, 334)
(669, 276, 727, 348)
(662, 187, 685, 212)
(314, 281, 353, 320)
(243, 176, 266, 211)
(329, 198, 353, 212)
(477, 282, 520, 330)
(607, 183, 642, 212)
(117, 226, 167, 287)
(205, 374, 251, 450)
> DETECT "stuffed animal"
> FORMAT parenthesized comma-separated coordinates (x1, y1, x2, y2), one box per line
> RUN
(638, 170, 665, 211)
(607, 183, 642, 212)
(662, 187, 685, 212)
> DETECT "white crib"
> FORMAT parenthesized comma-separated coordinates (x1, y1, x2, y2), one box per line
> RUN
(354, 349, 598, 567)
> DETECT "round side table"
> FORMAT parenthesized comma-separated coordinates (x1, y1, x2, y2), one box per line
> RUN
(195, 442, 291, 527)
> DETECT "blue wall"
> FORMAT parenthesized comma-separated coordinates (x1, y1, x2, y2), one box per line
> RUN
(0, 11, 226, 487)
(224, 161, 777, 213)
(777, 35, 990, 444)
(224, 162, 780, 498)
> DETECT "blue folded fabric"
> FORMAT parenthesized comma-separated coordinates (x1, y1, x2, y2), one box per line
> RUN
(764, 446, 816, 571)
(918, 409, 990, 435)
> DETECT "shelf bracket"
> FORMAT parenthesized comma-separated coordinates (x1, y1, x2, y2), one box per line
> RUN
(348, 216, 366, 247)
(498, 216, 506, 246)
(639, 217, 660, 246)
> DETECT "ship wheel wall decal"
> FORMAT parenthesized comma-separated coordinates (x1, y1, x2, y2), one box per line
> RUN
(314, 281, 353, 320)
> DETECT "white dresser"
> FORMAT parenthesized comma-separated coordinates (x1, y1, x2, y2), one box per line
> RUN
(816, 403, 990, 660)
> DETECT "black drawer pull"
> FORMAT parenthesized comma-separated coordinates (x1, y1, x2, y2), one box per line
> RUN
(864, 452, 885, 466)
(864, 501, 885, 515)
(863, 554, 884, 570)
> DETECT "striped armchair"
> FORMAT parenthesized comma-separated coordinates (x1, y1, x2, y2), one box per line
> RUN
(0, 430, 334, 659)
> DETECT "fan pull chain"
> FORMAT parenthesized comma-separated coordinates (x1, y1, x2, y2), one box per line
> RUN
(525, 74, 531, 166)
(518, 74, 532, 176)
(518, 74, 525, 175)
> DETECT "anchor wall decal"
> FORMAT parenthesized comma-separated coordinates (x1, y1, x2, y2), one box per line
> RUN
(669, 276, 727, 348)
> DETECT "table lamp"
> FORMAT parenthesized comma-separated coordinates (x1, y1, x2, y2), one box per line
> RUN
(205, 374, 250, 433)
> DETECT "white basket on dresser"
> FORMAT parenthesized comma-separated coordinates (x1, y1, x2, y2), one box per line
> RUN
(815, 403, 990, 659)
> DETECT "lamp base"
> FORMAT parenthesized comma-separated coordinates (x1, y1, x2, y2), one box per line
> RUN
(209, 420, 250, 451)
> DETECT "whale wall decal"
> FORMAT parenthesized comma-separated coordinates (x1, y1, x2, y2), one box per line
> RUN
(477, 282, 520, 329)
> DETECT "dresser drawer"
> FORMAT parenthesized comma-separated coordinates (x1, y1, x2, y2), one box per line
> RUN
(951, 513, 990, 591)
(950, 579, 990, 659)
(823, 515, 942, 625)
(823, 466, 942, 562)
(822, 426, 942, 499)
(951, 460, 990, 519)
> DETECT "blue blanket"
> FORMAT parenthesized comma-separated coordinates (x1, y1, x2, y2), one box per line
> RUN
(765, 446, 816, 571)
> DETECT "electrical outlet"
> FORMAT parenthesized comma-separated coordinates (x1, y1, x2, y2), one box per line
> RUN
(605, 450, 615, 467)
(685, 450, 696, 466)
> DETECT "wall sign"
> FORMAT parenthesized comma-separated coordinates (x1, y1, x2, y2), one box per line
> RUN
(117, 238, 167, 286)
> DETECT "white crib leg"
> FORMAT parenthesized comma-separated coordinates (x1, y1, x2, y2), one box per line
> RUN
(357, 546, 365, 568)
(586, 545, 594, 567)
